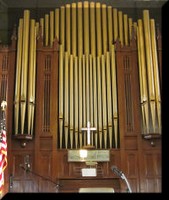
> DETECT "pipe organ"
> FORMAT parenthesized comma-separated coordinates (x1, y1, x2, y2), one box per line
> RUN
(0, 0, 162, 194)
(12, 1, 161, 148)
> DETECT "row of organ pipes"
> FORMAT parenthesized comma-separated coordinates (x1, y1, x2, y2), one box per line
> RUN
(13, 1, 161, 149)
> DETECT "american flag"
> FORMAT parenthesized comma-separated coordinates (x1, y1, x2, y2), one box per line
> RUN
(0, 100, 7, 195)
(0, 128, 7, 194)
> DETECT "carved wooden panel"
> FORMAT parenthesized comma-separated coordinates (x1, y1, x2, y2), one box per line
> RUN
(23, 180, 37, 192)
(39, 151, 52, 177)
(116, 39, 141, 138)
(141, 178, 161, 193)
(124, 136, 138, 150)
(39, 136, 53, 150)
(139, 150, 161, 192)
(10, 152, 37, 192)
(143, 152, 161, 177)
(119, 151, 139, 192)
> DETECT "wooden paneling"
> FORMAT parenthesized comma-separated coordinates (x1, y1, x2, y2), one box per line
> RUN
(141, 178, 161, 193)
(124, 136, 138, 150)
(39, 136, 53, 150)
(58, 178, 120, 193)
(119, 151, 139, 192)
(139, 149, 161, 192)
(142, 152, 161, 177)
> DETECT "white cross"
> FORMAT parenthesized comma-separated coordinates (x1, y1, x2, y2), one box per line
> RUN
(81, 121, 97, 146)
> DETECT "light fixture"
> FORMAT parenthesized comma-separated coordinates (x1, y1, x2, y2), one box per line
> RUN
(79, 149, 88, 160)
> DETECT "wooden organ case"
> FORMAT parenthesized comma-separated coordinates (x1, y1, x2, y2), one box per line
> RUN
(0, 1, 161, 194)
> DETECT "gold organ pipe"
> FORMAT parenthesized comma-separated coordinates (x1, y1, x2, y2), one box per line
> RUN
(111, 45, 118, 148)
(50, 11, 54, 46)
(150, 19, 161, 132)
(84, 1, 90, 55)
(137, 26, 143, 93)
(64, 52, 69, 148)
(79, 133, 83, 149)
(66, 4, 71, 54)
(86, 55, 90, 121)
(89, 55, 94, 145)
(143, 10, 155, 99)
(72, 3, 77, 56)
(59, 44, 64, 148)
(60, 6, 65, 51)
(150, 19, 161, 99)
(137, 24, 146, 134)
(101, 55, 107, 128)
(137, 22, 144, 134)
(133, 22, 137, 34)
(74, 57, 79, 148)
(31, 24, 37, 135)
(129, 18, 133, 41)
(35, 22, 39, 37)
(28, 19, 35, 135)
(101, 55, 108, 148)
(90, 2, 96, 57)
(97, 56, 103, 148)
(107, 6, 113, 52)
(102, 4, 108, 54)
(93, 57, 98, 148)
(20, 10, 30, 134)
(55, 8, 59, 42)
(96, 2, 102, 56)
(40, 18, 44, 39)
(124, 14, 128, 46)
(103, 130, 107, 149)
(111, 45, 118, 118)
(137, 26, 143, 113)
(106, 52, 113, 148)
(14, 18, 23, 135)
(78, 57, 83, 148)
(143, 10, 156, 132)
(45, 14, 49, 46)
(69, 55, 74, 148)
(82, 55, 87, 145)
(118, 11, 123, 46)
(137, 19, 149, 133)
(77, 2, 83, 57)
(113, 8, 118, 42)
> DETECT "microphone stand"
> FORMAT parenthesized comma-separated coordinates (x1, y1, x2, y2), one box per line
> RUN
(120, 172, 132, 193)
(20, 165, 61, 191)
(112, 166, 132, 193)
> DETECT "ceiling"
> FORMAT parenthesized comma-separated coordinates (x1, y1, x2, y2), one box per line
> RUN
(1, 0, 168, 8)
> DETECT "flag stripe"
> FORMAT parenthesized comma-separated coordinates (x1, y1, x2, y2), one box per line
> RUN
(0, 129, 7, 194)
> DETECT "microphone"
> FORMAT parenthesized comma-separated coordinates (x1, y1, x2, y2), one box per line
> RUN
(111, 165, 132, 193)
(111, 166, 123, 178)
